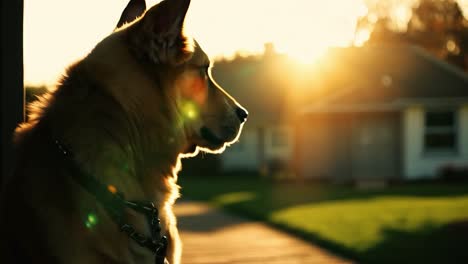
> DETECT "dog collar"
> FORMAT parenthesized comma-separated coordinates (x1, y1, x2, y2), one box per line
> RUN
(53, 139, 168, 264)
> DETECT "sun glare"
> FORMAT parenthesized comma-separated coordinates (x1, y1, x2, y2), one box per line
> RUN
(25, 0, 371, 84)
(277, 43, 329, 65)
(354, 28, 371, 47)
(186, 0, 368, 64)
(392, 4, 413, 31)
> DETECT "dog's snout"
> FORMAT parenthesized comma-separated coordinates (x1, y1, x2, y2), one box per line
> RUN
(235, 107, 248, 123)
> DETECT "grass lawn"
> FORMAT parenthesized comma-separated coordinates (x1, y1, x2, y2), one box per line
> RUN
(178, 175, 468, 264)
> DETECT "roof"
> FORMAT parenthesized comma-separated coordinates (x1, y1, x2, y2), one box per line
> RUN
(302, 44, 468, 114)
(212, 54, 295, 125)
(210, 44, 468, 120)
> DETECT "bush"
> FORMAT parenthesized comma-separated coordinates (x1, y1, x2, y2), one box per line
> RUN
(438, 164, 468, 182)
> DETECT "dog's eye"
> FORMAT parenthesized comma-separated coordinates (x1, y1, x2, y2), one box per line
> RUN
(198, 65, 209, 78)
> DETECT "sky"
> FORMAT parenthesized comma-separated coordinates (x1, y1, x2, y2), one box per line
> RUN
(24, 0, 468, 85)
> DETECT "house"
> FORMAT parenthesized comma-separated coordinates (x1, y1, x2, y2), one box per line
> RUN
(182, 43, 468, 181)
(295, 44, 468, 182)
(209, 45, 297, 175)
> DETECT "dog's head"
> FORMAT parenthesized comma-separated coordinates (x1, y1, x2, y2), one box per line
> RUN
(111, 0, 247, 156)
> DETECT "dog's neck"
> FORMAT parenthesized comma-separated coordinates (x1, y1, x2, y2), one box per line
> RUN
(46, 64, 184, 205)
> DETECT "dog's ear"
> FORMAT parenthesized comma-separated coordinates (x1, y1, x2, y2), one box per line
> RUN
(143, 0, 191, 36)
(116, 0, 146, 29)
(130, 0, 193, 65)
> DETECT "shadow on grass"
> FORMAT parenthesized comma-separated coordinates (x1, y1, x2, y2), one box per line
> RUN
(359, 220, 468, 264)
(272, 219, 468, 264)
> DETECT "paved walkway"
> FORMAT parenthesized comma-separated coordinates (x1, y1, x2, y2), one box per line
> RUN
(175, 201, 353, 264)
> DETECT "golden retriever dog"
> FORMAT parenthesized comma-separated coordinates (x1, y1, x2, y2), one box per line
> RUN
(0, 0, 247, 263)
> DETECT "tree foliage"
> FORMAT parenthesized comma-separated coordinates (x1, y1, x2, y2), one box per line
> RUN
(358, 0, 468, 71)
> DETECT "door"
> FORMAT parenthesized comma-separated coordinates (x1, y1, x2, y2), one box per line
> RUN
(351, 113, 400, 179)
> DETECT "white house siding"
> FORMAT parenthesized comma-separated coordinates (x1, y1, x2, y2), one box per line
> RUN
(221, 128, 259, 171)
(264, 125, 294, 162)
(403, 105, 468, 179)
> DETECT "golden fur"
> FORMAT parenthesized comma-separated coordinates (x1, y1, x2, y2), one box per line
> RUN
(0, 0, 246, 263)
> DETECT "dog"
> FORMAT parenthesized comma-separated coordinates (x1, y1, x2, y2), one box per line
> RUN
(0, 0, 247, 263)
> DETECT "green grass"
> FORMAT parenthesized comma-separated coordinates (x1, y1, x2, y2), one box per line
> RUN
(178, 176, 468, 264)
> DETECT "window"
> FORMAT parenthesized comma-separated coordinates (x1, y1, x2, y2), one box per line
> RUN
(271, 129, 289, 148)
(230, 140, 244, 152)
(424, 111, 457, 152)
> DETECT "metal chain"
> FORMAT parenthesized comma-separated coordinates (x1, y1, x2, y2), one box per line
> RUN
(54, 139, 168, 264)
(121, 200, 168, 264)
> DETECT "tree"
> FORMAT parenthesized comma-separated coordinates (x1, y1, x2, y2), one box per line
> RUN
(358, 0, 468, 71)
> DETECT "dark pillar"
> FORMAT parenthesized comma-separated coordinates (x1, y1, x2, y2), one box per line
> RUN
(1, 0, 24, 187)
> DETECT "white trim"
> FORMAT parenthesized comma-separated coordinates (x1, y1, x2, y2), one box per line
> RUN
(423, 110, 458, 153)
(403, 105, 468, 179)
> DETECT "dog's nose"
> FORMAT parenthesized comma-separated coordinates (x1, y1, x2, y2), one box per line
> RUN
(235, 107, 248, 123)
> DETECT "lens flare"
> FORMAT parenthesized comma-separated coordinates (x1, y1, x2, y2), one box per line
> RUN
(181, 100, 199, 121)
(85, 213, 98, 229)
(107, 185, 117, 194)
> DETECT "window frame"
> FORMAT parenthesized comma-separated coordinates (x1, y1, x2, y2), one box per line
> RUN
(423, 109, 459, 155)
